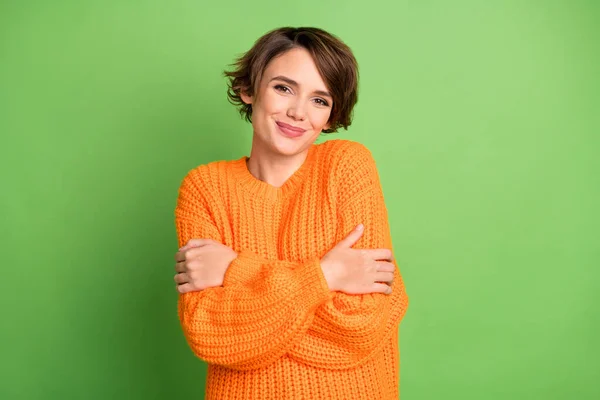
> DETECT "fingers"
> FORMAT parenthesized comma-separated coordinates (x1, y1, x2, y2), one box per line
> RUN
(375, 261, 395, 272)
(371, 282, 393, 295)
(179, 238, 213, 252)
(174, 245, 205, 263)
(176, 282, 195, 294)
(174, 261, 186, 273)
(174, 273, 189, 285)
(336, 224, 364, 248)
(336, 227, 393, 261)
(174, 273, 196, 294)
(174, 240, 216, 294)
(175, 239, 217, 262)
(374, 271, 394, 284)
(175, 251, 186, 263)
(365, 249, 393, 261)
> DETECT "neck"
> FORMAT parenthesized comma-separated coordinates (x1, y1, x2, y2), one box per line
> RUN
(246, 143, 310, 188)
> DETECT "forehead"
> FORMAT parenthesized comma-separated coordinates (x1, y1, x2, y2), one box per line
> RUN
(263, 48, 328, 90)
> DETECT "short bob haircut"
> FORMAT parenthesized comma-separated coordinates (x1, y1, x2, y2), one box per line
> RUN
(224, 27, 359, 134)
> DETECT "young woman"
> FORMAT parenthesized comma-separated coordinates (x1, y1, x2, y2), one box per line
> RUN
(173, 27, 409, 399)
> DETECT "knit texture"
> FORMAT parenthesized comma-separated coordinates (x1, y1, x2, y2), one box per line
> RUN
(175, 139, 409, 399)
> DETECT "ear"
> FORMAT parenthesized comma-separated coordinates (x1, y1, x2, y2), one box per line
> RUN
(240, 90, 253, 105)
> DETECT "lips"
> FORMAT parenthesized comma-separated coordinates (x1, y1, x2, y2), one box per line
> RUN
(276, 121, 306, 138)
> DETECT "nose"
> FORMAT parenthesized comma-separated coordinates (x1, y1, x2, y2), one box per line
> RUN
(286, 99, 306, 121)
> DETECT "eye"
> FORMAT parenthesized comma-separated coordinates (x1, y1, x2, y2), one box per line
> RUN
(274, 84, 291, 93)
(313, 98, 330, 107)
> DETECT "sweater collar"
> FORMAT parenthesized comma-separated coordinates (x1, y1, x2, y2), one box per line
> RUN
(231, 144, 318, 201)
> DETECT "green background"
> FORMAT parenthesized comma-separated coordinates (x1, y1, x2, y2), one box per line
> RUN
(1, 0, 598, 399)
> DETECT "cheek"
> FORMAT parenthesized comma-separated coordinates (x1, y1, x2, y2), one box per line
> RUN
(260, 91, 288, 115)
(310, 109, 332, 129)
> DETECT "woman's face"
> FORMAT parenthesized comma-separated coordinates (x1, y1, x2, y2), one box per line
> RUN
(241, 47, 333, 157)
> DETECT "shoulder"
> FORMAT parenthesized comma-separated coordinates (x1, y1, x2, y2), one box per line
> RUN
(177, 158, 232, 196)
(314, 139, 382, 207)
(318, 138, 374, 160)
(317, 139, 378, 178)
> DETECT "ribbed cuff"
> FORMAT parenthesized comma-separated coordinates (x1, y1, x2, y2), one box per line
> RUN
(222, 251, 262, 285)
(293, 258, 334, 305)
(223, 251, 333, 304)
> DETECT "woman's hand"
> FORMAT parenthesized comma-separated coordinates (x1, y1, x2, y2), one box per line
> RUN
(320, 224, 395, 295)
(174, 239, 238, 294)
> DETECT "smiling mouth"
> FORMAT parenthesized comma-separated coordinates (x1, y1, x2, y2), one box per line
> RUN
(275, 121, 307, 138)
(276, 121, 306, 133)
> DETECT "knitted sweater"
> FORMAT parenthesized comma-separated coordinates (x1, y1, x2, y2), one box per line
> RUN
(174, 139, 409, 400)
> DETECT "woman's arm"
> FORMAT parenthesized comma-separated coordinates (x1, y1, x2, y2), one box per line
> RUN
(174, 171, 332, 371)
(287, 141, 409, 369)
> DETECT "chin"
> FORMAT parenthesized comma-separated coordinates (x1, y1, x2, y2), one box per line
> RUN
(269, 132, 312, 155)
(270, 141, 304, 157)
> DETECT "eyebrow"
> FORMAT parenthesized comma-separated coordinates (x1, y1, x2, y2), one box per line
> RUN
(269, 75, 332, 99)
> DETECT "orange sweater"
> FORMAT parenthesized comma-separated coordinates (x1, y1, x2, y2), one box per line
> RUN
(174, 139, 409, 399)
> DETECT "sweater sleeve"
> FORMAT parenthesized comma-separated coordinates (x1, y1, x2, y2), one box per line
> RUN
(288, 142, 410, 369)
(174, 169, 332, 371)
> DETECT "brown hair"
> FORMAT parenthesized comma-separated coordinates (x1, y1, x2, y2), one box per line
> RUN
(224, 27, 359, 134)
